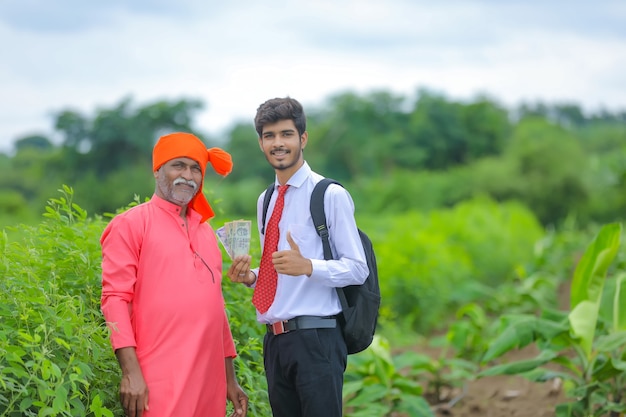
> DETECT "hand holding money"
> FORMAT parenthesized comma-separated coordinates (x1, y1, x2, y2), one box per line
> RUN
(227, 254, 255, 285)
(216, 219, 251, 260)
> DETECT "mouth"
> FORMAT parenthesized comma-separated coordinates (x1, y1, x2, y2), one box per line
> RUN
(271, 148, 289, 158)
(173, 178, 198, 191)
(174, 184, 197, 195)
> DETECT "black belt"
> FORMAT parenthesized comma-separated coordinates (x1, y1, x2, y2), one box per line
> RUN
(266, 315, 337, 335)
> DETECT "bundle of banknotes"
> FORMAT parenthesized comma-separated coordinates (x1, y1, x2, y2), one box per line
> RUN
(216, 219, 251, 259)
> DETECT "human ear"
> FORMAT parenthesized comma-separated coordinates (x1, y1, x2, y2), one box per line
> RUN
(300, 131, 308, 149)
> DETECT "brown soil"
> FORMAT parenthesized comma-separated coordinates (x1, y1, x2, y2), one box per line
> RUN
(418, 281, 572, 417)
(427, 345, 567, 417)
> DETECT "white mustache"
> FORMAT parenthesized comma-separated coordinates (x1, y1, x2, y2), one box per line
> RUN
(173, 178, 199, 191)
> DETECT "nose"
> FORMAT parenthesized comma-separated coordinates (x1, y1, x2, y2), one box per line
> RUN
(181, 165, 193, 180)
(273, 134, 287, 147)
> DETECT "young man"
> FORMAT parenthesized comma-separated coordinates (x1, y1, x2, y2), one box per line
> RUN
(101, 132, 249, 417)
(228, 98, 368, 417)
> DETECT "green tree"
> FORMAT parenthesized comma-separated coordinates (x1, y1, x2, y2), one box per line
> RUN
(225, 121, 272, 183)
(503, 117, 589, 225)
(307, 90, 409, 180)
(14, 134, 54, 152)
(461, 96, 511, 160)
(50, 97, 208, 214)
(54, 96, 205, 178)
(406, 90, 509, 170)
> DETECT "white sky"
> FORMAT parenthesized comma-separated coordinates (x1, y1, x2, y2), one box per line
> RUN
(1, 0, 625, 153)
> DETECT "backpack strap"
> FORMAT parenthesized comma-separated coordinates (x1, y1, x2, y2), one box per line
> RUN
(310, 178, 350, 312)
(261, 183, 275, 235)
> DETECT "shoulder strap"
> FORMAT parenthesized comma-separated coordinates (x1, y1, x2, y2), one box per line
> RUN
(261, 183, 275, 235)
(310, 178, 341, 260)
(310, 178, 349, 311)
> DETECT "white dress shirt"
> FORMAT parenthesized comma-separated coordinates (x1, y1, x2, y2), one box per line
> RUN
(252, 161, 369, 324)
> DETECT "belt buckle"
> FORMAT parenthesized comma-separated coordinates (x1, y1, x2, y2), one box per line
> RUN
(271, 320, 289, 335)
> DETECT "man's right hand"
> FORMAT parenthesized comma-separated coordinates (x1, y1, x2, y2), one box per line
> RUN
(227, 255, 256, 285)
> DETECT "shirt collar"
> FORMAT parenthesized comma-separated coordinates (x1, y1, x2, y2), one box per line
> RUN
(275, 161, 310, 190)
(151, 194, 201, 223)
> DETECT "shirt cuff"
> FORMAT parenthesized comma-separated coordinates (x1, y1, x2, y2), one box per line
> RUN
(247, 268, 259, 288)
(308, 259, 326, 281)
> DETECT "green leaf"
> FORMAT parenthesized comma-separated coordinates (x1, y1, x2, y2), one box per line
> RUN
(19, 397, 34, 411)
(613, 273, 626, 332)
(478, 350, 558, 377)
(569, 300, 599, 358)
(346, 403, 392, 417)
(611, 357, 626, 372)
(54, 337, 71, 350)
(37, 406, 57, 417)
(566, 223, 622, 361)
(396, 394, 435, 417)
(594, 331, 626, 352)
(392, 378, 423, 396)
(520, 367, 576, 383)
(570, 222, 621, 316)
(481, 316, 536, 362)
(393, 351, 433, 371)
(345, 384, 388, 407)
(52, 385, 68, 410)
(343, 380, 365, 397)
(481, 315, 567, 363)
(592, 356, 624, 382)
(555, 401, 585, 417)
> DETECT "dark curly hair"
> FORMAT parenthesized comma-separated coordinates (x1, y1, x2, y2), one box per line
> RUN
(254, 97, 306, 137)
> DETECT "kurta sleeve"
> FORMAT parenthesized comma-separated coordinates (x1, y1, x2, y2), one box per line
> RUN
(100, 215, 142, 350)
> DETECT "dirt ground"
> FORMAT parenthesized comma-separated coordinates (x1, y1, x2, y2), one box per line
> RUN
(428, 346, 567, 417)
(438, 376, 565, 417)
(420, 281, 572, 417)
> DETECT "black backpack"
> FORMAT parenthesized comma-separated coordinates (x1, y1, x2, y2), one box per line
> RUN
(262, 179, 380, 354)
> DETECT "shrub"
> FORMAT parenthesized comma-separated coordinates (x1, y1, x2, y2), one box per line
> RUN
(0, 187, 270, 416)
(362, 196, 544, 333)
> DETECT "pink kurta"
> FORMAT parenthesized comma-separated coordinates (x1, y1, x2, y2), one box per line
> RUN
(101, 195, 236, 417)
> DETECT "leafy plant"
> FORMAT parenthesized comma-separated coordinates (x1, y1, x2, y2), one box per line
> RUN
(343, 336, 434, 417)
(366, 196, 543, 333)
(0, 186, 117, 416)
(396, 344, 477, 409)
(445, 302, 492, 362)
(0, 187, 271, 416)
(477, 222, 626, 416)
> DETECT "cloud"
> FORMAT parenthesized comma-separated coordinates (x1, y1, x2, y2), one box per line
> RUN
(0, 0, 624, 153)
(0, 0, 211, 32)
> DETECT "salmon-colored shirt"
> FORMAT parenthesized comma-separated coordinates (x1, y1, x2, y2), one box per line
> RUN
(101, 194, 236, 417)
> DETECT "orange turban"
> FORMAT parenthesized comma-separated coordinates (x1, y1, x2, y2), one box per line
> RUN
(153, 132, 233, 222)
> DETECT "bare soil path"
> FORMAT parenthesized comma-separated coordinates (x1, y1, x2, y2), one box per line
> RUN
(417, 282, 572, 417)
(430, 346, 566, 417)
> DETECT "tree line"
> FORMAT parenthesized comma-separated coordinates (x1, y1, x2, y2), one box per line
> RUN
(1, 88, 625, 227)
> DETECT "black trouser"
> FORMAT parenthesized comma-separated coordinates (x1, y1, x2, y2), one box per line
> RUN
(263, 325, 347, 417)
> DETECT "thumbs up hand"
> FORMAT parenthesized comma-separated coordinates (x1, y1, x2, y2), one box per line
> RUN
(273, 231, 313, 277)
(286, 231, 300, 253)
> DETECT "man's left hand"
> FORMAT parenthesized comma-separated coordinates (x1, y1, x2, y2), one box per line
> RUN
(273, 232, 313, 276)
(226, 381, 248, 417)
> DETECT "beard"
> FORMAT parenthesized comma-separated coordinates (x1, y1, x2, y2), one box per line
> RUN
(157, 173, 199, 206)
(267, 147, 302, 171)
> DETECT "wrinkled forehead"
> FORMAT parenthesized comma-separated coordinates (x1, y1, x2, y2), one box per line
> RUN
(163, 156, 201, 166)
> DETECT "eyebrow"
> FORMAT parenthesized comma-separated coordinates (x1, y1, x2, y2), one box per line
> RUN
(173, 160, 200, 168)
(263, 129, 296, 135)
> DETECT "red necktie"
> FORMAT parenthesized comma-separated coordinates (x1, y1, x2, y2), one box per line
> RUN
(253, 185, 289, 313)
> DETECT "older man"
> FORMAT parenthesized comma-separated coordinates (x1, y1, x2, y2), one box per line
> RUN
(100, 132, 248, 417)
